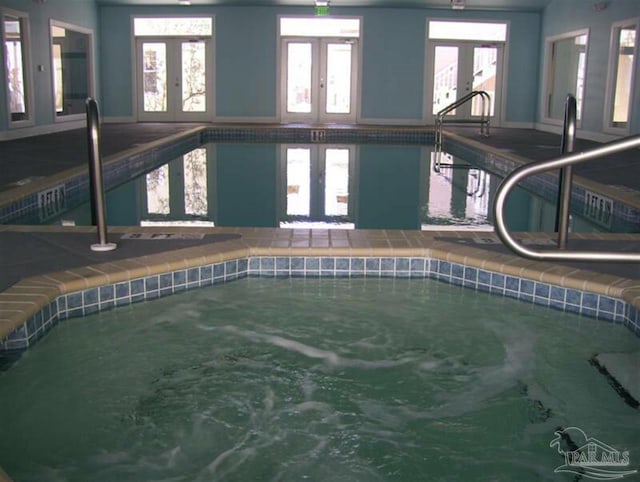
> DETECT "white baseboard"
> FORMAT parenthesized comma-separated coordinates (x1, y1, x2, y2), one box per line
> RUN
(103, 116, 136, 124)
(357, 117, 425, 126)
(534, 122, 621, 143)
(500, 121, 535, 129)
(213, 116, 278, 124)
(0, 120, 86, 141)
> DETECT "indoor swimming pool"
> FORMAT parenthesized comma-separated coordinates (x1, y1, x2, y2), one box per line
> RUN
(17, 141, 632, 233)
(1, 277, 638, 481)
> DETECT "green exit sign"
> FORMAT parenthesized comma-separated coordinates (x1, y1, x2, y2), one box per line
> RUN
(315, 5, 330, 15)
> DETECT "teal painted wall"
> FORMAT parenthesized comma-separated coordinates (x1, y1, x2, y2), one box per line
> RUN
(539, 0, 640, 134)
(359, 9, 426, 120)
(0, 0, 99, 131)
(97, 5, 541, 124)
(215, 7, 278, 118)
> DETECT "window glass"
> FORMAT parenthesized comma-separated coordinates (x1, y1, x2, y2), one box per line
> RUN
(609, 23, 636, 128)
(280, 18, 359, 38)
(51, 22, 92, 117)
(545, 31, 588, 121)
(3, 12, 31, 123)
(134, 17, 212, 37)
(428, 21, 507, 42)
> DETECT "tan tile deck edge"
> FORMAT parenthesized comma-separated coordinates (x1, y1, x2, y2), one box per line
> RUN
(2, 235, 639, 342)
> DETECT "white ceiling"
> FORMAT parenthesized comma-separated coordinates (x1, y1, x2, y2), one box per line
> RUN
(94, 0, 553, 10)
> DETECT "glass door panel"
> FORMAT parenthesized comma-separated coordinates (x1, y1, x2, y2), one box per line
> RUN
(286, 148, 311, 216)
(432, 46, 458, 115)
(181, 41, 206, 113)
(324, 148, 349, 216)
(471, 46, 497, 116)
(142, 42, 167, 113)
(137, 38, 211, 121)
(325, 43, 352, 114)
(286, 42, 313, 114)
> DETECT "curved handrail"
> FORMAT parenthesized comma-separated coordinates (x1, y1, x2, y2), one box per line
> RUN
(493, 134, 640, 262)
(434, 90, 491, 173)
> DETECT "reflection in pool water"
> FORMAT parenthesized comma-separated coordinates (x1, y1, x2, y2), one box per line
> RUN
(42, 142, 609, 232)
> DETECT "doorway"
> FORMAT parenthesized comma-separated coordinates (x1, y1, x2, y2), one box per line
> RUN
(136, 37, 212, 121)
(279, 17, 360, 124)
(425, 20, 507, 125)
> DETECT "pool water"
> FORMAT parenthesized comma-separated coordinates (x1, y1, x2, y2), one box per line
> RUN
(34, 142, 609, 232)
(0, 278, 638, 481)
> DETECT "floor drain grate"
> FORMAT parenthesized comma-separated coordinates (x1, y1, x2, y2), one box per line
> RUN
(120, 233, 205, 240)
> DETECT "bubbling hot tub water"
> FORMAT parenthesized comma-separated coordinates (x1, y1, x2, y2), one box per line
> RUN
(0, 277, 638, 481)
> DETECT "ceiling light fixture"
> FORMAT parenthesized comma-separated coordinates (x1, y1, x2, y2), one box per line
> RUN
(178, 0, 191, 5)
(450, 0, 465, 10)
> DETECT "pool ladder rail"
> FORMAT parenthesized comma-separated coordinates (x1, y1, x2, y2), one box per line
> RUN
(86, 98, 117, 252)
(493, 94, 640, 262)
(434, 90, 491, 173)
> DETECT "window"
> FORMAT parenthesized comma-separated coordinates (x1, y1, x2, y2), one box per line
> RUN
(50, 21, 94, 120)
(543, 30, 588, 123)
(604, 19, 638, 132)
(133, 17, 212, 36)
(428, 21, 507, 42)
(2, 9, 32, 125)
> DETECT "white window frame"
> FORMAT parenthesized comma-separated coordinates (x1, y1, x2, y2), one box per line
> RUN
(1, 8, 34, 128)
(603, 17, 639, 135)
(540, 28, 589, 127)
(49, 19, 95, 123)
(130, 14, 215, 122)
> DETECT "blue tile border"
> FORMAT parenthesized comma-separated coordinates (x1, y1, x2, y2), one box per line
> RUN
(2, 256, 639, 359)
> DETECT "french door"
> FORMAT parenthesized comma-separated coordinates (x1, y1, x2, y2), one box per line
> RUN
(136, 37, 212, 121)
(428, 41, 503, 124)
(281, 38, 358, 123)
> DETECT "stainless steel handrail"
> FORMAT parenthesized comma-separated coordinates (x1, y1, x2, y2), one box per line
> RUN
(554, 95, 577, 249)
(434, 90, 491, 172)
(493, 133, 640, 262)
(86, 98, 117, 252)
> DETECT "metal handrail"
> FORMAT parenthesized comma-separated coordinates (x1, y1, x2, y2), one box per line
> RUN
(434, 90, 491, 173)
(86, 98, 117, 252)
(493, 133, 640, 262)
(554, 95, 577, 249)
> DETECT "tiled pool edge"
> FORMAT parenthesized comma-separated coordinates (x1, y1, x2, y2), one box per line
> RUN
(2, 251, 639, 358)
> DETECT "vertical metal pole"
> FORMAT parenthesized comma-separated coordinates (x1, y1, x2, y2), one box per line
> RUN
(555, 95, 577, 250)
(86, 98, 117, 252)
